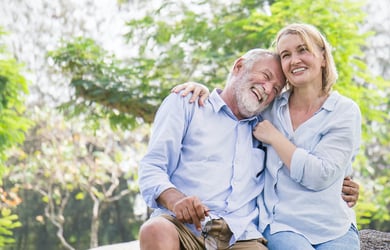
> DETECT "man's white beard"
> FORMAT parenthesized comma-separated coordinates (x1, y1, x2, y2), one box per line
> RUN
(236, 86, 267, 118)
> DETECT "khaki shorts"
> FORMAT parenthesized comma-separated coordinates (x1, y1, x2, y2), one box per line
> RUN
(161, 214, 267, 250)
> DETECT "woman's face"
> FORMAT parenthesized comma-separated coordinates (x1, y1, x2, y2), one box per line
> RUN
(277, 33, 325, 88)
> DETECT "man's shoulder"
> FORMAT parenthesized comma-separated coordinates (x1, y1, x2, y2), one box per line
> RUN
(159, 92, 198, 111)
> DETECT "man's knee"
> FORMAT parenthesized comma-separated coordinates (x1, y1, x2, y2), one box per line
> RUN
(140, 218, 165, 240)
(139, 217, 179, 243)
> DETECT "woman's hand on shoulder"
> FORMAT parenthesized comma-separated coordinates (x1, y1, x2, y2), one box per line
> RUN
(171, 82, 210, 106)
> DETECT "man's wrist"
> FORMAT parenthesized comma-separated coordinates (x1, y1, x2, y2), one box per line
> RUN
(157, 188, 185, 211)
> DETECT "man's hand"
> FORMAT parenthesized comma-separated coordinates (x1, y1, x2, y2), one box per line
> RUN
(342, 177, 360, 207)
(171, 196, 209, 231)
(157, 188, 209, 231)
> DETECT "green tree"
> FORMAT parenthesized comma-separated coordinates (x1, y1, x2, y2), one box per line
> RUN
(48, 0, 390, 231)
(0, 28, 31, 247)
(6, 106, 146, 249)
(357, 0, 390, 231)
(0, 29, 31, 178)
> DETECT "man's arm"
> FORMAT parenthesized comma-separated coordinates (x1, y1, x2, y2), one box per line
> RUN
(342, 177, 359, 207)
(138, 93, 188, 208)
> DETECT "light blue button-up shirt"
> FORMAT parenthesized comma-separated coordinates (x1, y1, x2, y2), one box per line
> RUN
(139, 89, 266, 244)
(258, 90, 361, 244)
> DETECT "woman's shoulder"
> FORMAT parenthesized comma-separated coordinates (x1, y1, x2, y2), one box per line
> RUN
(328, 91, 361, 116)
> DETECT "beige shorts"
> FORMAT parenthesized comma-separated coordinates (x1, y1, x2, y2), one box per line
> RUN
(161, 214, 267, 250)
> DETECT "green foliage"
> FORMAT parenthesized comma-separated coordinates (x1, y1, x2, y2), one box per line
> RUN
(125, 0, 270, 87)
(0, 208, 21, 247)
(49, 1, 274, 128)
(6, 106, 147, 248)
(356, 170, 390, 230)
(0, 27, 31, 248)
(373, 174, 390, 226)
(48, 37, 162, 128)
(0, 31, 32, 179)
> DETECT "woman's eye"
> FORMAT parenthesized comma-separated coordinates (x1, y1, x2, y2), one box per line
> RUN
(299, 46, 308, 53)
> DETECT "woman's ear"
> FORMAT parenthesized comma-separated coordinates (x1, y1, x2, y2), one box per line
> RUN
(321, 50, 326, 68)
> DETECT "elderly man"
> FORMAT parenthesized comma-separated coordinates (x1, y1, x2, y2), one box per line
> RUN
(138, 48, 285, 250)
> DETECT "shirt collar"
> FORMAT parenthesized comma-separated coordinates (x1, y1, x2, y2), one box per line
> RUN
(322, 91, 339, 111)
(278, 90, 339, 112)
(209, 89, 261, 123)
(209, 89, 226, 113)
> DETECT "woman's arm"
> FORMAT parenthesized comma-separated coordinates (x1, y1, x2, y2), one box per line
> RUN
(171, 82, 211, 106)
(253, 120, 296, 169)
(254, 120, 360, 204)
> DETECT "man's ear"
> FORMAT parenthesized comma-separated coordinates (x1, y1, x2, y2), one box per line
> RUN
(232, 58, 244, 75)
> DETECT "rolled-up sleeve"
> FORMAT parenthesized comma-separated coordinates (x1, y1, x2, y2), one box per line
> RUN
(138, 93, 189, 208)
(289, 98, 361, 191)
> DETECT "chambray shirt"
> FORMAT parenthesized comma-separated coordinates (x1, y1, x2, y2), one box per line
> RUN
(139, 89, 266, 244)
(258, 90, 361, 244)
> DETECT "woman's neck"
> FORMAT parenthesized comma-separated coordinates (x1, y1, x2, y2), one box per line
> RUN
(289, 86, 327, 110)
(288, 87, 329, 130)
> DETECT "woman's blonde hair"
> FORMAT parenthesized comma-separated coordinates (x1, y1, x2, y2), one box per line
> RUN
(274, 23, 338, 94)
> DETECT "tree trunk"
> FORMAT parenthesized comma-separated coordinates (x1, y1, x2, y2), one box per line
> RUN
(90, 197, 100, 248)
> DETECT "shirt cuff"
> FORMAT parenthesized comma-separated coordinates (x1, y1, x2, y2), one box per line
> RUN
(147, 183, 177, 209)
(290, 148, 309, 183)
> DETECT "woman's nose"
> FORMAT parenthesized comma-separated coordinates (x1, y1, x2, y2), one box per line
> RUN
(290, 53, 301, 64)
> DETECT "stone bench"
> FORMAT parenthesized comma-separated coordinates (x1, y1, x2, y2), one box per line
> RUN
(360, 229, 390, 250)
(89, 229, 390, 250)
(89, 240, 139, 250)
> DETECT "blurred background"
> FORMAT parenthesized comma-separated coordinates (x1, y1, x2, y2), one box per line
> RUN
(0, 0, 389, 249)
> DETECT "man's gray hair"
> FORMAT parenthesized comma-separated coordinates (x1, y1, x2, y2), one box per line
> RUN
(226, 48, 280, 84)
(241, 48, 279, 70)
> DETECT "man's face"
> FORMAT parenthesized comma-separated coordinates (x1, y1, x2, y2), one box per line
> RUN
(234, 55, 285, 118)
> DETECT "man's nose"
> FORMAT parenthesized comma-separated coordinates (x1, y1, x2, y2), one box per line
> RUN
(263, 82, 273, 94)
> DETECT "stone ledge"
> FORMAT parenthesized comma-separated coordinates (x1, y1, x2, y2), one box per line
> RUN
(89, 240, 139, 250)
(89, 229, 390, 250)
(360, 229, 390, 250)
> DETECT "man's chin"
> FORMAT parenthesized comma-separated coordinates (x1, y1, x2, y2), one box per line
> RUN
(252, 106, 267, 115)
(242, 108, 263, 118)
(238, 98, 267, 116)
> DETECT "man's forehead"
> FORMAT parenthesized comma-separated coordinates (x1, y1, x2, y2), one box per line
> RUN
(254, 57, 282, 73)
(254, 56, 277, 67)
(257, 58, 285, 87)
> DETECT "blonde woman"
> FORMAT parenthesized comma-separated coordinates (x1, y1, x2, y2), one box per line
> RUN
(173, 23, 361, 250)
(252, 23, 360, 250)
